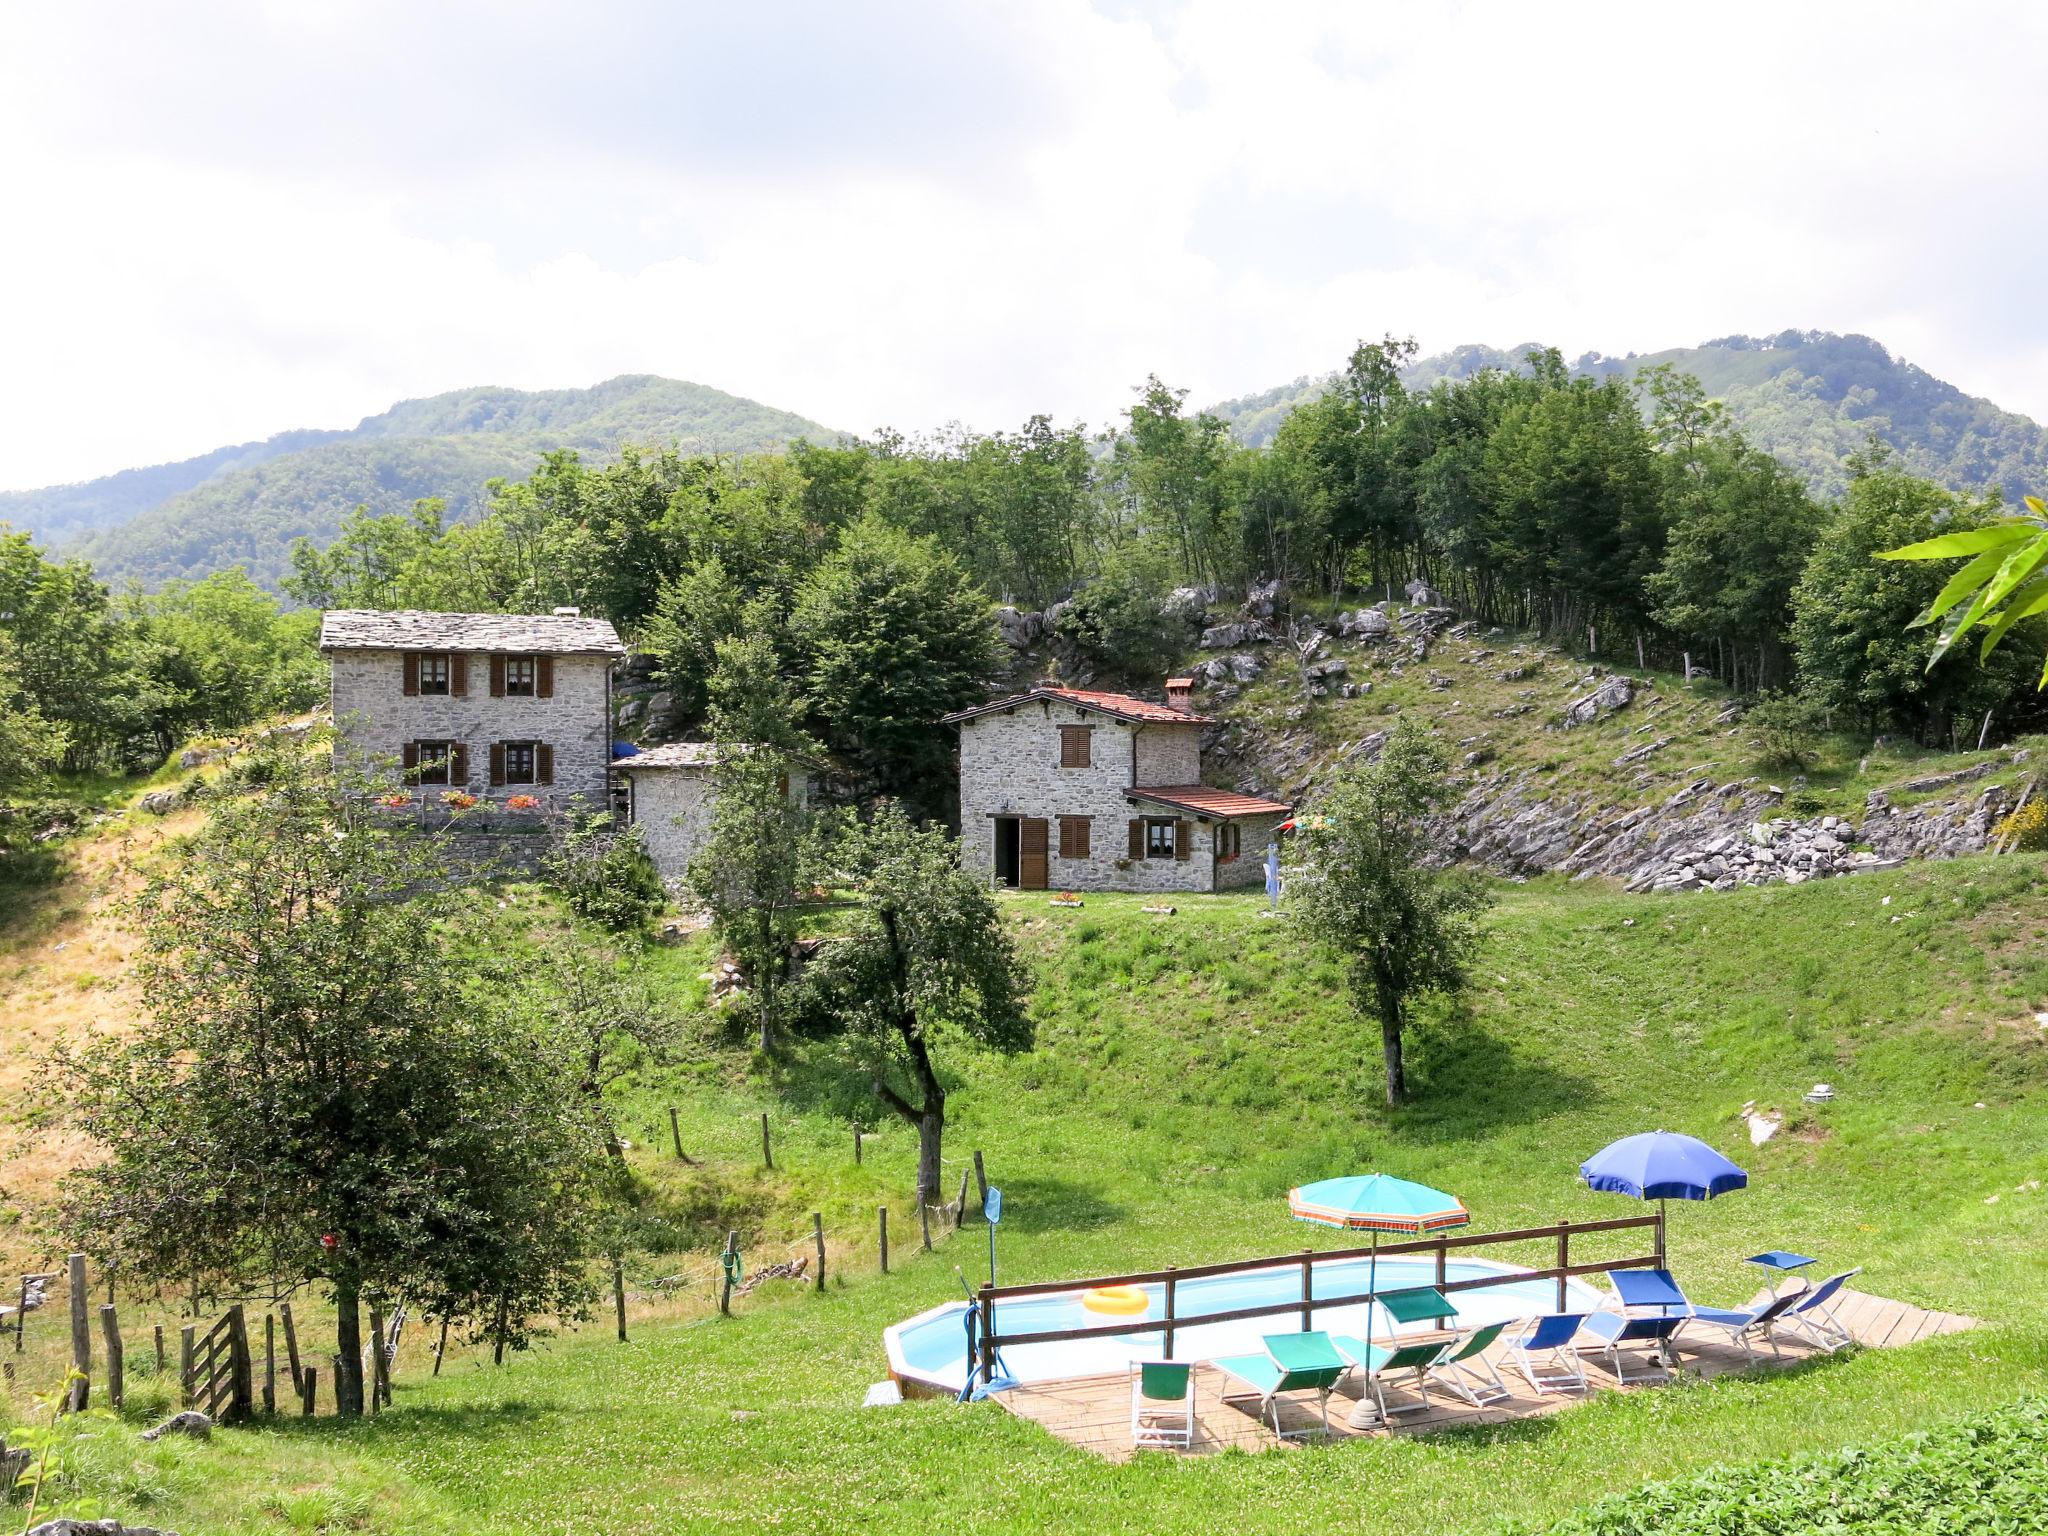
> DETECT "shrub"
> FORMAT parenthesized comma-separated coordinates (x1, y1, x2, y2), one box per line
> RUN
(1746, 689, 1827, 771)
(543, 814, 666, 933)
(1997, 797, 2048, 851)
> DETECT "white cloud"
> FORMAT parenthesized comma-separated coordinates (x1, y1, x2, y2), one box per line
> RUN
(3, 0, 2046, 490)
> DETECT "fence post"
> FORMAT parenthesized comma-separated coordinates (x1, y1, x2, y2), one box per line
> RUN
(719, 1230, 737, 1316)
(154, 1323, 165, 1376)
(66, 1254, 90, 1412)
(612, 1255, 628, 1343)
(954, 1168, 970, 1230)
(280, 1301, 302, 1397)
(366, 1301, 384, 1417)
(1299, 1250, 1314, 1331)
(1163, 1267, 1178, 1360)
(99, 1305, 123, 1412)
(668, 1106, 688, 1162)
(433, 1317, 450, 1377)
(179, 1325, 196, 1404)
(812, 1214, 827, 1291)
(301, 1364, 318, 1416)
(14, 1274, 29, 1352)
(1555, 1220, 1571, 1313)
(1654, 1205, 1667, 1266)
(263, 1314, 275, 1414)
(878, 1207, 889, 1275)
(853, 1122, 862, 1165)
(227, 1304, 253, 1422)
(972, 1150, 989, 1217)
(920, 1202, 933, 1252)
(1435, 1239, 1448, 1294)
(760, 1113, 773, 1170)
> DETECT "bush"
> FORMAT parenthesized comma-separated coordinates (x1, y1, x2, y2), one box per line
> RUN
(1534, 1397, 2048, 1535)
(1997, 797, 2048, 852)
(543, 815, 667, 933)
(1745, 689, 1827, 771)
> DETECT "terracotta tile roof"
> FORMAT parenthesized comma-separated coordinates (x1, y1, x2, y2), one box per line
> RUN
(1128, 784, 1293, 818)
(318, 609, 627, 656)
(941, 686, 1211, 726)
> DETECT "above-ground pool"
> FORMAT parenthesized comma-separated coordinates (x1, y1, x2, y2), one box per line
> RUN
(885, 1253, 1607, 1397)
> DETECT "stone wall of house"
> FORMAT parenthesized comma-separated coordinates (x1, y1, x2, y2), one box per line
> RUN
(957, 702, 1217, 893)
(625, 765, 813, 888)
(1214, 812, 1288, 890)
(328, 649, 613, 811)
(1133, 722, 1202, 785)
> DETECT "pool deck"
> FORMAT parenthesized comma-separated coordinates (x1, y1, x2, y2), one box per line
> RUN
(991, 1287, 1977, 1460)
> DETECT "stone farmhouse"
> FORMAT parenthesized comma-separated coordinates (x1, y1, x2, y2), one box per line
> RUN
(613, 743, 810, 888)
(943, 678, 1291, 894)
(319, 608, 626, 812)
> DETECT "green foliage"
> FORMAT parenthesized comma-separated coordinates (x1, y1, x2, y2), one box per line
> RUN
(544, 814, 667, 935)
(1286, 722, 1492, 1104)
(1791, 472, 2035, 738)
(1743, 689, 1828, 770)
(1878, 491, 2048, 684)
(124, 567, 324, 752)
(1533, 1398, 2048, 1535)
(801, 803, 1030, 1201)
(791, 516, 1002, 811)
(1044, 542, 1183, 680)
(56, 748, 606, 1415)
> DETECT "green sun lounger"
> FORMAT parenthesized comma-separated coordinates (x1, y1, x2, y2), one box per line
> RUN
(1211, 1331, 1349, 1440)
(1331, 1333, 1451, 1420)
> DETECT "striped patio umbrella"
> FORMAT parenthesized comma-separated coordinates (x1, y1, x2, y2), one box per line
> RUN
(1289, 1174, 1471, 1346)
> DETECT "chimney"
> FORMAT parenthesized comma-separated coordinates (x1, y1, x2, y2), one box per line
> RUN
(552, 605, 582, 619)
(1165, 676, 1194, 713)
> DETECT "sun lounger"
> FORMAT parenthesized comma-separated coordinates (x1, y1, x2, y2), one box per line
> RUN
(1508, 1313, 1590, 1394)
(1330, 1333, 1452, 1420)
(1212, 1331, 1349, 1440)
(1129, 1360, 1195, 1450)
(1426, 1321, 1510, 1406)
(1580, 1309, 1685, 1382)
(1685, 1289, 1805, 1362)
(1773, 1268, 1861, 1352)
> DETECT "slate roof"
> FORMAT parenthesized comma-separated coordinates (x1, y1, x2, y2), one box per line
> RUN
(941, 685, 1211, 727)
(317, 609, 627, 656)
(1127, 784, 1292, 818)
(614, 743, 727, 771)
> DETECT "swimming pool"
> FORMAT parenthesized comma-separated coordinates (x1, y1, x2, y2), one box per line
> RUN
(885, 1253, 1607, 1396)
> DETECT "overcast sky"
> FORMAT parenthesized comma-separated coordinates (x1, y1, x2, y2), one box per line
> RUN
(4, 0, 2046, 491)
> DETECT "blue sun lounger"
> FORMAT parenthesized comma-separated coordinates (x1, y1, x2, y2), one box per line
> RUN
(1775, 1268, 1862, 1352)
(1685, 1288, 1806, 1362)
(1587, 1269, 1695, 1382)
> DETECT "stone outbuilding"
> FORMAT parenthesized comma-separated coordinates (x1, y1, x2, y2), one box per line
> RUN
(319, 607, 625, 811)
(942, 679, 1290, 894)
(614, 743, 810, 889)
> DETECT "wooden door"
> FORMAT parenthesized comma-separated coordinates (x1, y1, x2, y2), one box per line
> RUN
(1019, 817, 1050, 890)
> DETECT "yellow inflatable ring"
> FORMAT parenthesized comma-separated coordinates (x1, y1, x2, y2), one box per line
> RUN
(1081, 1284, 1149, 1316)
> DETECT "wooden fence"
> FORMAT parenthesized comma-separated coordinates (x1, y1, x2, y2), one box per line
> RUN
(973, 1213, 1665, 1385)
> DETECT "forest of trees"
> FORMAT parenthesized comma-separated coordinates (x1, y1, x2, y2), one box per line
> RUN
(6, 336, 2043, 815)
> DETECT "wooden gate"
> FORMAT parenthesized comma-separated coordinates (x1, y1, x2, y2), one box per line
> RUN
(1019, 817, 1049, 890)
(185, 1304, 254, 1423)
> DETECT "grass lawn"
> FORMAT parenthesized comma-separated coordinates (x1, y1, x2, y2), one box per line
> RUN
(14, 859, 2048, 1533)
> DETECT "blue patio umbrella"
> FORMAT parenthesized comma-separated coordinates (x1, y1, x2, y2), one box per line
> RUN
(1581, 1131, 1747, 1248)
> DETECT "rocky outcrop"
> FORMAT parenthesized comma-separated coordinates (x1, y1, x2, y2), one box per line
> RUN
(1561, 674, 1636, 728)
(994, 606, 1044, 649)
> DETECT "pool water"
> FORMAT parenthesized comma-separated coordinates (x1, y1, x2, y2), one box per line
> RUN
(885, 1253, 1606, 1395)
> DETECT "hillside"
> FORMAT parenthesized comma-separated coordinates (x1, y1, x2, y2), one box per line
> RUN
(1210, 331, 2048, 505)
(4, 838, 2047, 1531)
(14, 376, 836, 588)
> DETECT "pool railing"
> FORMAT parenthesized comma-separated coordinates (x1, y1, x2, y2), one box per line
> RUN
(971, 1213, 1665, 1385)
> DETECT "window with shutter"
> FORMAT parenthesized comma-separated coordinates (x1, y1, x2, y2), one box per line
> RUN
(1058, 725, 1092, 768)
(504, 656, 537, 696)
(1216, 822, 1242, 861)
(1144, 819, 1177, 859)
(537, 743, 554, 784)
(1058, 815, 1090, 859)
(412, 740, 453, 785)
(500, 742, 537, 784)
(1174, 819, 1192, 860)
(416, 654, 451, 696)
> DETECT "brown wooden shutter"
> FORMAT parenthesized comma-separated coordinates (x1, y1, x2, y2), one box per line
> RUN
(451, 653, 469, 698)
(450, 743, 469, 785)
(1059, 725, 1091, 768)
(537, 743, 554, 785)
(1059, 816, 1090, 859)
(1127, 818, 1143, 858)
(402, 652, 420, 696)
(489, 743, 506, 786)
(1020, 817, 1049, 890)
(1175, 819, 1192, 860)
(401, 741, 418, 774)
(537, 656, 555, 698)
(490, 655, 506, 697)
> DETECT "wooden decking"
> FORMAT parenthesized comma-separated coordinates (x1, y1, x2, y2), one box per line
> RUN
(992, 1288, 1977, 1461)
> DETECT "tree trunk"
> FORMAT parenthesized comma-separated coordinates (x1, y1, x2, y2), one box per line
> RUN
(1376, 983, 1408, 1106)
(914, 1105, 945, 1209)
(333, 1275, 365, 1419)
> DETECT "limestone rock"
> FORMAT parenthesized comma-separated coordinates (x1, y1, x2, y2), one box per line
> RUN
(1200, 622, 1249, 650)
(140, 1410, 212, 1442)
(1560, 676, 1634, 728)
(1338, 608, 1392, 638)
(138, 789, 184, 816)
(1159, 587, 1212, 627)
(1403, 577, 1446, 606)
(994, 606, 1043, 648)
(1241, 579, 1283, 620)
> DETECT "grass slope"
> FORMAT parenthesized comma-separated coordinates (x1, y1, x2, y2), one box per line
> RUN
(11, 862, 2048, 1533)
